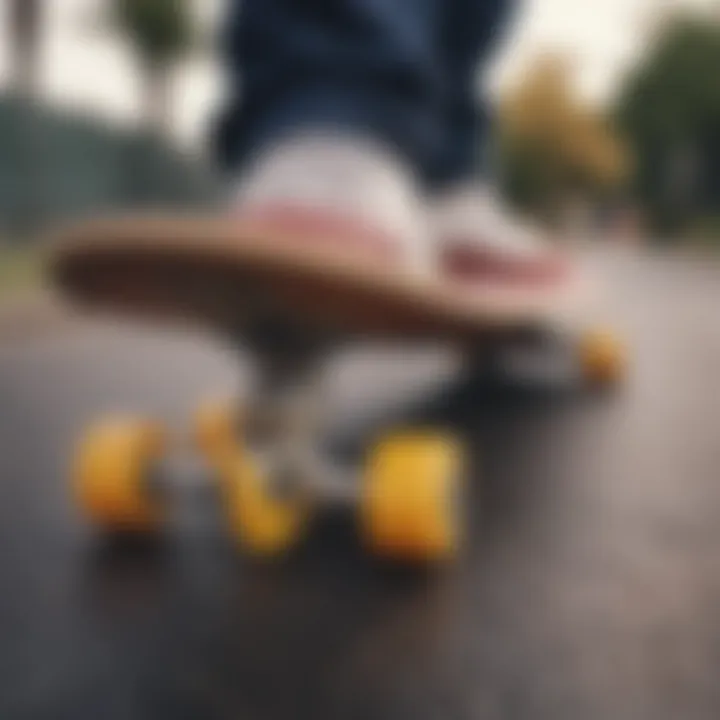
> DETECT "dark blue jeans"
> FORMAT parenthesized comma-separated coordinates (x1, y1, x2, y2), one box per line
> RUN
(215, 0, 514, 190)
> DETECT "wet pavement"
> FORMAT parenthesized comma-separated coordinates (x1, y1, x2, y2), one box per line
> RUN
(1, 250, 720, 720)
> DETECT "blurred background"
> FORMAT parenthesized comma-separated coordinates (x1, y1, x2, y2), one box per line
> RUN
(0, 0, 719, 302)
(1, 6, 720, 718)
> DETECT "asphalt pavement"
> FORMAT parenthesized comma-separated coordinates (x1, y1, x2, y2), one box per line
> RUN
(1, 249, 719, 720)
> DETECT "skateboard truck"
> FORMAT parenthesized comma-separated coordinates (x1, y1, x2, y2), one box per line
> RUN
(241, 324, 359, 507)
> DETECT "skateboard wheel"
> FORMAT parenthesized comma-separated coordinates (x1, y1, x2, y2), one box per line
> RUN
(362, 433, 464, 562)
(578, 328, 627, 386)
(222, 452, 308, 557)
(194, 399, 239, 456)
(73, 419, 165, 532)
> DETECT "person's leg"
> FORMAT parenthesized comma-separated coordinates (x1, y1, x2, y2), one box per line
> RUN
(430, 0, 516, 188)
(214, 0, 447, 273)
(214, 0, 443, 177)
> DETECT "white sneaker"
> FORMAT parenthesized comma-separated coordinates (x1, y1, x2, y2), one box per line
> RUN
(231, 133, 433, 275)
(430, 185, 576, 295)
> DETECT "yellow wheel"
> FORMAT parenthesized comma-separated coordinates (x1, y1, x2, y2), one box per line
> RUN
(74, 419, 165, 532)
(362, 433, 464, 562)
(579, 328, 627, 386)
(221, 451, 308, 557)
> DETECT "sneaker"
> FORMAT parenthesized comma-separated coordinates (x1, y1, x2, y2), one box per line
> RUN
(430, 185, 581, 307)
(231, 133, 433, 275)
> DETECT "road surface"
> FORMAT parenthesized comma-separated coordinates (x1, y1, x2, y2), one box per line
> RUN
(1, 250, 719, 720)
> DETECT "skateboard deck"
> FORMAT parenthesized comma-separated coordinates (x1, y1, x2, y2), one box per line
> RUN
(50, 213, 585, 345)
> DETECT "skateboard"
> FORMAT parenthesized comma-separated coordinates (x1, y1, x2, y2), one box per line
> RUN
(51, 212, 626, 563)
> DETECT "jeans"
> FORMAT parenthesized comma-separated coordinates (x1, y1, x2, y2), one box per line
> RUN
(214, 0, 514, 190)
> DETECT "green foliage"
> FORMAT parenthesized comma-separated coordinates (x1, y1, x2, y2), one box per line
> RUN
(499, 56, 628, 220)
(113, 0, 194, 68)
(615, 14, 720, 233)
(112, 0, 195, 130)
(618, 17, 720, 142)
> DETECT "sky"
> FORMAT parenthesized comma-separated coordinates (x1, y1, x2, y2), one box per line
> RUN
(0, 0, 715, 148)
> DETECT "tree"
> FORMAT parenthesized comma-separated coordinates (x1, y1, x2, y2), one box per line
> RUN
(615, 12, 720, 232)
(9, 0, 42, 97)
(112, 0, 194, 133)
(499, 55, 628, 222)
